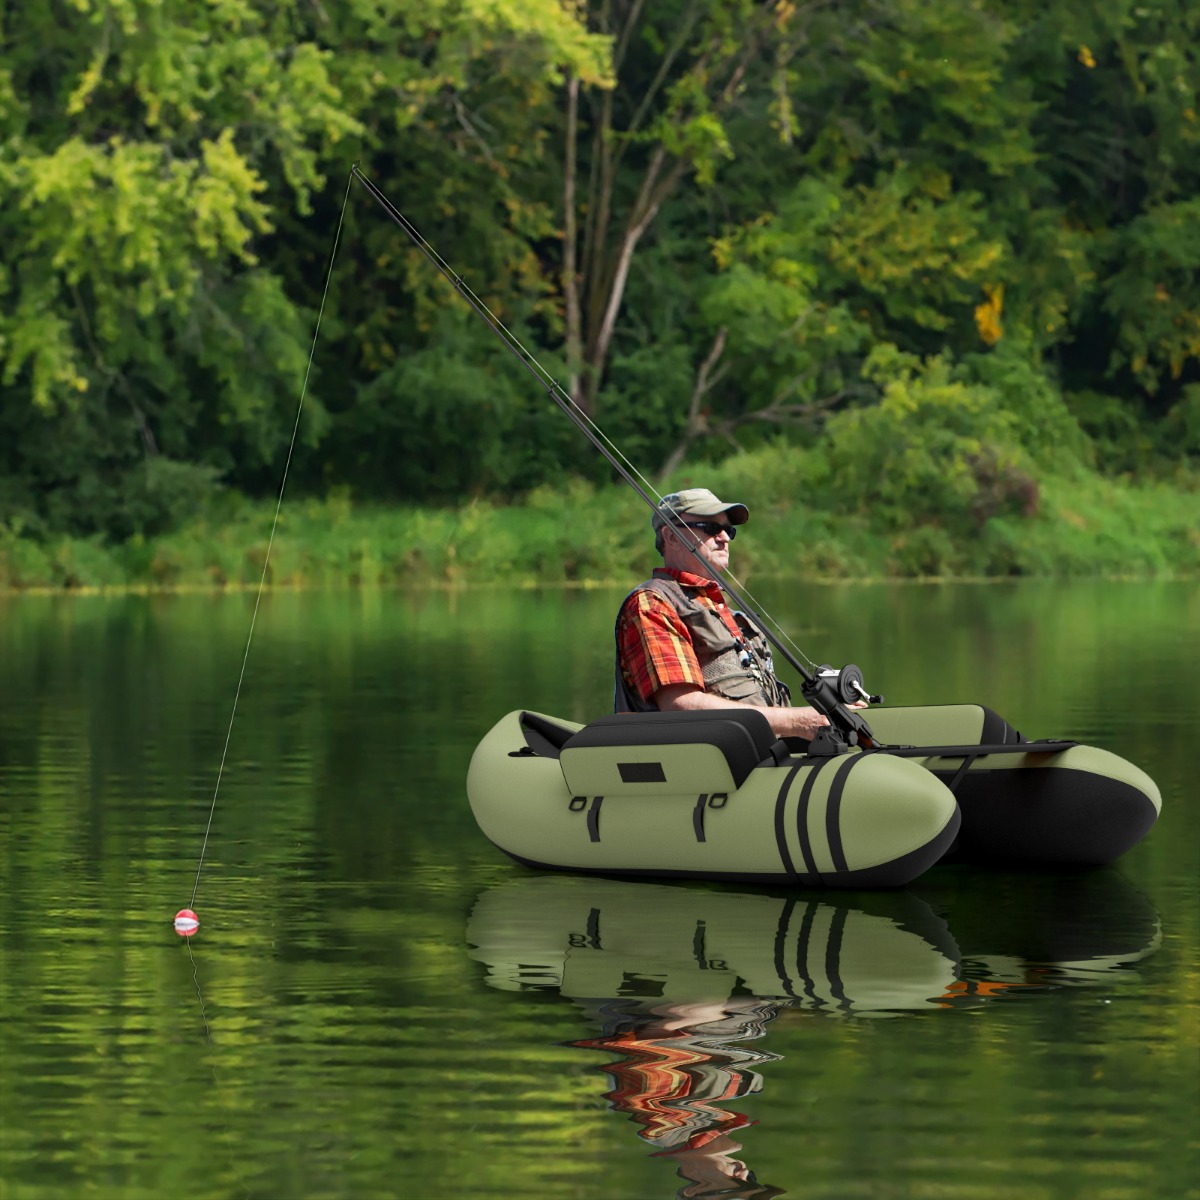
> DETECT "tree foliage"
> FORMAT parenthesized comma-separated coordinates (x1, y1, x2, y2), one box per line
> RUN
(0, 0, 1196, 541)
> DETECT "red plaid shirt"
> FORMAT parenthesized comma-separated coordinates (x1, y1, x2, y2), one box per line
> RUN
(617, 568, 744, 706)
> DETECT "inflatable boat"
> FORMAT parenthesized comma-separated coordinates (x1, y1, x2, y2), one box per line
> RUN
(466, 704, 1160, 888)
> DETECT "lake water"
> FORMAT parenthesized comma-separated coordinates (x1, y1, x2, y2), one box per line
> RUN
(1, 581, 1197, 1199)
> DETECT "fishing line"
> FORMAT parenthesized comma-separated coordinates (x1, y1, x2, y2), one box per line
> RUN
(186, 167, 355, 913)
(349, 166, 821, 678)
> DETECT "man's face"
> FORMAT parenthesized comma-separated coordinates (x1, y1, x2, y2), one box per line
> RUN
(662, 513, 735, 579)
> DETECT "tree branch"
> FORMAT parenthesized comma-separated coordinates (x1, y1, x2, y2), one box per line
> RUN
(586, 146, 691, 407)
(657, 326, 728, 479)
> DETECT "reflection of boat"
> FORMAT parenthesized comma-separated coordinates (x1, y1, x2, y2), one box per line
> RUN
(468, 876, 959, 1017)
(467, 705, 1160, 886)
(466, 873, 1159, 1198)
(465, 871, 1161, 1016)
(916, 868, 1162, 1002)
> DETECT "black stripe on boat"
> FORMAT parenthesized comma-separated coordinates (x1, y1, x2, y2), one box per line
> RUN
(693, 794, 709, 842)
(825, 754, 866, 874)
(773, 763, 804, 881)
(980, 704, 1025, 745)
(587, 796, 603, 842)
(795, 761, 828, 882)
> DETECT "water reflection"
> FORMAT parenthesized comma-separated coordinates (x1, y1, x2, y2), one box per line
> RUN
(570, 997, 789, 1198)
(466, 871, 1160, 1196)
(468, 879, 963, 1015)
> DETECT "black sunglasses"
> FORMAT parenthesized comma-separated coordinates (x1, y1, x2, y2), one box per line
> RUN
(679, 519, 736, 540)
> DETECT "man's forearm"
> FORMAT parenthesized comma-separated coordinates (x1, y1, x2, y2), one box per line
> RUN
(653, 684, 830, 740)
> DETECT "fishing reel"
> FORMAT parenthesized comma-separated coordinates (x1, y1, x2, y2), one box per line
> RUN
(814, 664, 884, 707)
(799, 663, 885, 756)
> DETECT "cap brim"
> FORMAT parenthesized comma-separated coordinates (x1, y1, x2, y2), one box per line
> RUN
(684, 501, 748, 524)
(652, 498, 750, 528)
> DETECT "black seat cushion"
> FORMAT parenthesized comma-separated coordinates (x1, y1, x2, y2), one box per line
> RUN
(562, 709, 780, 791)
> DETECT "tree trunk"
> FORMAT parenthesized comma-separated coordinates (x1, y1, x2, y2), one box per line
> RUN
(563, 73, 583, 410)
(565, 1, 781, 426)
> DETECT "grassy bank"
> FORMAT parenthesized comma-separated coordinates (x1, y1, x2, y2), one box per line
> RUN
(2, 445, 1197, 592)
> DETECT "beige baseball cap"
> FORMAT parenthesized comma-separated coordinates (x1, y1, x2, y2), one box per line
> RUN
(651, 488, 749, 531)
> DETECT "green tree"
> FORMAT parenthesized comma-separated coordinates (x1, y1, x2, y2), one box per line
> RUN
(0, 0, 610, 530)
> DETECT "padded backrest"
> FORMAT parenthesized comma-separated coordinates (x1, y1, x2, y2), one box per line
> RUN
(559, 709, 782, 797)
(519, 711, 579, 759)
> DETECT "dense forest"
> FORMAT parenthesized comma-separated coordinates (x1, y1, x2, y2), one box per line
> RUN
(1, 0, 1198, 581)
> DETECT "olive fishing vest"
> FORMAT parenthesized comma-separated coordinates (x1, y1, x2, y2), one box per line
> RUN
(614, 575, 790, 713)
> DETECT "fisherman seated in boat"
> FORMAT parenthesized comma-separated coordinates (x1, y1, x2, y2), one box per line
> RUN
(615, 488, 832, 740)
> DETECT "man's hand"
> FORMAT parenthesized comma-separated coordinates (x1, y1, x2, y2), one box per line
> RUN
(783, 705, 832, 740)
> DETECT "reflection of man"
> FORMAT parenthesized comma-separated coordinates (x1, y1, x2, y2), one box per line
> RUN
(614, 488, 831, 741)
(670, 1132, 781, 1200)
(570, 999, 788, 1200)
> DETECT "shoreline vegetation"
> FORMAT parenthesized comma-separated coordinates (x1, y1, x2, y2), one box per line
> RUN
(7, 8, 1200, 596)
(3, 449, 1196, 594)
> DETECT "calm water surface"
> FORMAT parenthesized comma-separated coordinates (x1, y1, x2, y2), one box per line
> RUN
(0, 581, 1197, 1199)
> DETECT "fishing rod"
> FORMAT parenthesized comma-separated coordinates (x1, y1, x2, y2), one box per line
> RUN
(349, 165, 879, 749)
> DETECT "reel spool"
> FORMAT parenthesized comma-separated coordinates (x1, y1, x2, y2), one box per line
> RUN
(816, 664, 884, 707)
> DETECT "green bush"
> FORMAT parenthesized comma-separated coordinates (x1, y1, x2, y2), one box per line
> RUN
(815, 346, 1041, 538)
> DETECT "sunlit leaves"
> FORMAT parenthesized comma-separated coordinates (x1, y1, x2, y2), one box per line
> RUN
(194, 131, 271, 260)
(15, 135, 265, 343)
(1, 284, 89, 412)
(825, 174, 1005, 331)
(0, 0, 612, 533)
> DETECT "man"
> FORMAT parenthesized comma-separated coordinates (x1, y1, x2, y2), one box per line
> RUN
(614, 488, 832, 740)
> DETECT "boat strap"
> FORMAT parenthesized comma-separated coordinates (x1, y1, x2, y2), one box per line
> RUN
(865, 739, 1077, 759)
(856, 739, 1076, 795)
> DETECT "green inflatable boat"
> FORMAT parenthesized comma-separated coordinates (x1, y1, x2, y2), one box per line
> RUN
(466, 704, 1160, 888)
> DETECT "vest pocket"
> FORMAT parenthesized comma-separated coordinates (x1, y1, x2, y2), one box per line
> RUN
(707, 671, 769, 705)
